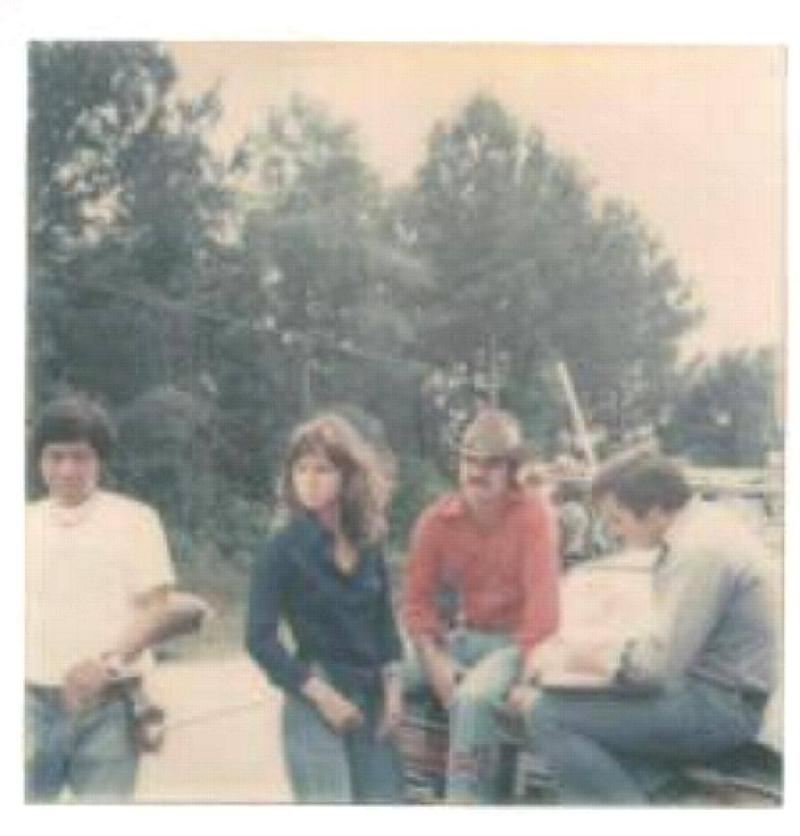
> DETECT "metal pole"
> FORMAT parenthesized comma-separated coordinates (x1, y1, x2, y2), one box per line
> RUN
(555, 360, 597, 470)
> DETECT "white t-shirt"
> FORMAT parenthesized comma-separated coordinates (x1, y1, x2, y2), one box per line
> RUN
(26, 490, 176, 686)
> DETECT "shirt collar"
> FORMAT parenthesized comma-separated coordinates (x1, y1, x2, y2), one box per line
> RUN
(293, 509, 334, 547)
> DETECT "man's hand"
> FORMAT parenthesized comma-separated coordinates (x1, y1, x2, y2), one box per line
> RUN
(424, 652, 461, 709)
(113, 589, 210, 664)
(561, 638, 616, 677)
(302, 676, 364, 734)
(62, 658, 114, 713)
(505, 683, 537, 716)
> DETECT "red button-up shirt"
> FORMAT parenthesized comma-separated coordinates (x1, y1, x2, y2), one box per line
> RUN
(402, 489, 560, 654)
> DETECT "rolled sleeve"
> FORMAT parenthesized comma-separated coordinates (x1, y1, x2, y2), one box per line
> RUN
(127, 505, 176, 598)
(620, 548, 730, 686)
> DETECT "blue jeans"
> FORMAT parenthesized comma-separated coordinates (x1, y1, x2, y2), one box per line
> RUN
(281, 675, 405, 803)
(25, 687, 138, 803)
(404, 630, 521, 802)
(525, 677, 765, 805)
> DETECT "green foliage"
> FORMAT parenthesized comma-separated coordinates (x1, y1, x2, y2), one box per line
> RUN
(27, 41, 237, 406)
(504, 365, 567, 459)
(660, 349, 778, 467)
(192, 492, 274, 569)
(398, 94, 700, 438)
(388, 454, 450, 552)
(237, 93, 428, 438)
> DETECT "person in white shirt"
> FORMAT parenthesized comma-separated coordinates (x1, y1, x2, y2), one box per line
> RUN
(25, 394, 177, 802)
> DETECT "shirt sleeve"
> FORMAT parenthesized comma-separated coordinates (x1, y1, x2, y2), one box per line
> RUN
(618, 547, 732, 686)
(127, 504, 176, 597)
(375, 550, 404, 665)
(515, 494, 561, 654)
(245, 535, 312, 696)
(402, 511, 445, 640)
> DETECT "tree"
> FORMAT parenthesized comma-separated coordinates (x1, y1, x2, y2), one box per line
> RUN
(27, 42, 237, 407)
(27, 41, 272, 559)
(237, 95, 428, 440)
(660, 349, 779, 467)
(398, 94, 700, 449)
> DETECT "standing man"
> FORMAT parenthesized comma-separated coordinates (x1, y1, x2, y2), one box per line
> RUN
(403, 408, 560, 802)
(25, 394, 177, 802)
(516, 451, 778, 804)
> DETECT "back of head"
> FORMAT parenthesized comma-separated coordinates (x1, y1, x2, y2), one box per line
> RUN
(32, 393, 116, 461)
(591, 450, 691, 517)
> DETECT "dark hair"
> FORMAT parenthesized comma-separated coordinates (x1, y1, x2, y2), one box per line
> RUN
(33, 394, 116, 461)
(591, 450, 691, 518)
(554, 478, 588, 504)
(279, 413, 393, 547)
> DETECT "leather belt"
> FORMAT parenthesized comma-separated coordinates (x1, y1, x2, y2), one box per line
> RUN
(25, 681, 132, 707)
(25, 682, 62, 701)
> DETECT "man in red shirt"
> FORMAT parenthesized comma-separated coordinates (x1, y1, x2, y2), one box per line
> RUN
(403, 408, 560, 802)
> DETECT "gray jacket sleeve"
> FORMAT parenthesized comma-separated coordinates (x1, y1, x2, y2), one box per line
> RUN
(619, 548, 731, 685)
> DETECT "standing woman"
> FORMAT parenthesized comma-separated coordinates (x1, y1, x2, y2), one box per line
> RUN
(246, 414, 405, 803)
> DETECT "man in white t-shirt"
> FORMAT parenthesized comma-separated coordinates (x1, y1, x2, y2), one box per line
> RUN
(25, 394, 177, 802)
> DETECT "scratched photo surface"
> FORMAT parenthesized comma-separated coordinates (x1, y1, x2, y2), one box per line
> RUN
(26, 41, 785, 805)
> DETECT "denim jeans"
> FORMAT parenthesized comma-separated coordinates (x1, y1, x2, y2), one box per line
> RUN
(525, 676, 765, 805)
(25, 687, 138, 803)
(281, 675, 405, 803)
(404, 629, 521, 802)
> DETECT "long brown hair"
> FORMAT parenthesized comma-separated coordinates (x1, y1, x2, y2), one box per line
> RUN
(279, 413, 393, 547)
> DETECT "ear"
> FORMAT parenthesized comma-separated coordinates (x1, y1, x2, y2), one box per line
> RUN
(644, 506, 672, 535)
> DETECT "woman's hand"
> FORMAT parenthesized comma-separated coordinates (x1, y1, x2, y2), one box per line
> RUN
(377, 677, 404, 740)
(302, 676, 364, 734)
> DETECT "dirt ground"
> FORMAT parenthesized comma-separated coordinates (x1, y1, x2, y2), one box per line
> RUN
(135, 654, 292, 803)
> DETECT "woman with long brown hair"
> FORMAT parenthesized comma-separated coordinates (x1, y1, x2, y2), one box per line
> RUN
(245, 413, 405, 802)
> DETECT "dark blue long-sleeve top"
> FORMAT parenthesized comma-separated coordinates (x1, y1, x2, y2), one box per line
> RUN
(245, 511, 403, 697)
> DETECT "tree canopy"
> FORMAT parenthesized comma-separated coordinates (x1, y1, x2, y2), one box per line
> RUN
(28, 46, 777, 563)
(397, 95, 700, 450)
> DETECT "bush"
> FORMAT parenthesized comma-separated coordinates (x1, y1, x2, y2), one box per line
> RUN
(389, 454, 449, 553)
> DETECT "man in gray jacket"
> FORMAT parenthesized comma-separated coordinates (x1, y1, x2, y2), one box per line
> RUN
(515, 451, 778, 804)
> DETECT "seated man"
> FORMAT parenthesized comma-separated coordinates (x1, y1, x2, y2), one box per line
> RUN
(402, 408, 560, 802)
(25, 394, 189, 802)
(513, 451, 778, 805)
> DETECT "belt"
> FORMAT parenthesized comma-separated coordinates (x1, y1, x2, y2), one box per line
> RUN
(306, 659, 384, 691)
(25, 680, 132, 707)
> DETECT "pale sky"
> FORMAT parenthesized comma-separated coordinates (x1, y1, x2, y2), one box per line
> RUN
(170, 42, 786, 359)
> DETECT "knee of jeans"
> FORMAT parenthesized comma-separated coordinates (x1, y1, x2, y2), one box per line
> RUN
(525, 694, 563, 742)
(451, 678, 492, 714)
